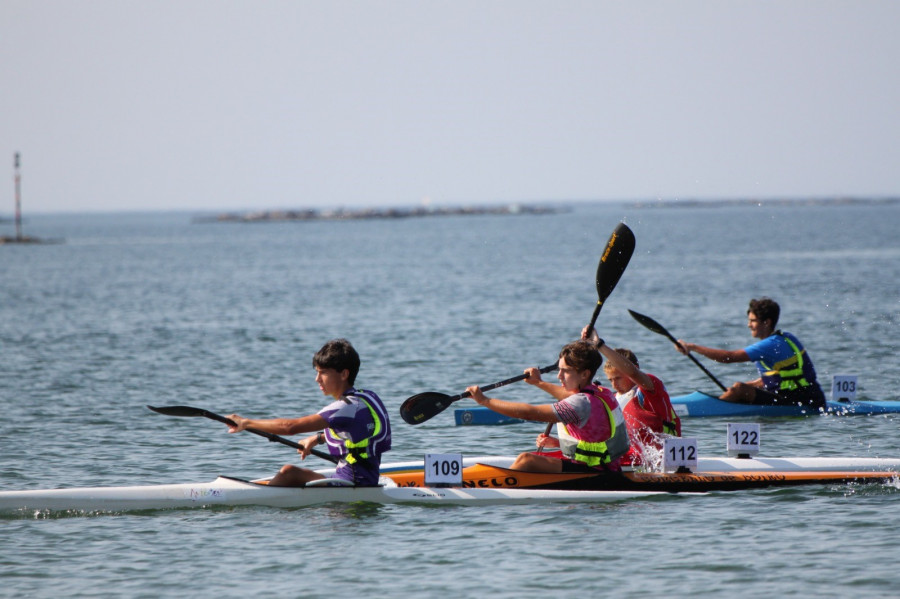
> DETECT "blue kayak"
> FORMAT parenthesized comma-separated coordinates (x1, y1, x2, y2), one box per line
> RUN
(672, 390, 900, 417)
(453, 391, 900, 424)
(454, 408, 525, 426)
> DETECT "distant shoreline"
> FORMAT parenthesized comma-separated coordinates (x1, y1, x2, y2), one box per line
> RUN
(0, 235, 63, 245)
(2, 197, 898, 221)
(192, 203, 565, 223)
(626, 196, 900, 209)
(190, 196, 899, 224)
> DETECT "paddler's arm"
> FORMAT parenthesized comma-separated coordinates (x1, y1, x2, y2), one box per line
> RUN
(226, 413, 329, 436)
(524, 366, 569, 400)
(675, 340, 749, 364)
(597, 341, 654, 391)
(582, 326, 655, 391)
(466, 385, 559, 422)
(298, 432, 325, 459)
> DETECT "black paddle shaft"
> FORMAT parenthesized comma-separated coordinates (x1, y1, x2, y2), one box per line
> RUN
(627, 309, 728, 392)
(147, 405, 339, 464)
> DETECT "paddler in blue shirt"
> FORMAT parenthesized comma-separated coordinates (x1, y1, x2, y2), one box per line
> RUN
(674, 297, 826, 409)
(466, 340, 629, 473)
(225, 338, 392, 486)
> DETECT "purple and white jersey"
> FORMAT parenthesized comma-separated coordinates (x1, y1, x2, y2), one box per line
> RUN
(317, 388, 391, 486)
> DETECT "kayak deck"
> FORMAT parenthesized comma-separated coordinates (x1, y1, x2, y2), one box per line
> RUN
(386, 463, 898, 493)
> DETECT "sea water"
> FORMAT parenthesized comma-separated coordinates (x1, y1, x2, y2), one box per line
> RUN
(2, 201, 899, 598)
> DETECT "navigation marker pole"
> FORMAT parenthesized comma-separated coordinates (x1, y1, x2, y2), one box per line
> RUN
(14, 152, 22, 241)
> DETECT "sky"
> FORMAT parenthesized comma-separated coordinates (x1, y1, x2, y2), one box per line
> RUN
(1, 1, 899, 214)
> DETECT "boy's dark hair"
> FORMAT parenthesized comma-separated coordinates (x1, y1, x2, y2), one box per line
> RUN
(559, 340, 603, 378)
(748, 297, 780, 327)
(313, 338, 361, 386)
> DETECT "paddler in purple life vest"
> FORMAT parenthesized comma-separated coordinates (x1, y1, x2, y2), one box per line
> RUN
(226, 338, 392, 486)
(674, 297, 826, 409)
(466, 339, 629, 473)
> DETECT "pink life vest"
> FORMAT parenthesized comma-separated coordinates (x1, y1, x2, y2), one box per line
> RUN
(558, 384, 629, 468)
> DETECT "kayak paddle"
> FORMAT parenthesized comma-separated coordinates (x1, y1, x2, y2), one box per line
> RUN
(627, 309, 728, 392)
(147, 405, 339, 464)
(399, 364, 559, 425)
(540, 221, 636, 439)
(587, 222, 635, 331)
(400, 221, 635, 426)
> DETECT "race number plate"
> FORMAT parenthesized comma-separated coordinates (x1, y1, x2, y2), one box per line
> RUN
(831, 375, 858, 402)
(727, 423, 760, 457)
(663, 438, 698, 472)
(424, 453, 463, 486)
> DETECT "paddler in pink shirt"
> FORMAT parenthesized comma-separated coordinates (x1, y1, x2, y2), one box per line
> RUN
(466, 340, 629, 473)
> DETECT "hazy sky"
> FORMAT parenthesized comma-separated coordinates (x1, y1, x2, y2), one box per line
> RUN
(2, 1, 898, 213)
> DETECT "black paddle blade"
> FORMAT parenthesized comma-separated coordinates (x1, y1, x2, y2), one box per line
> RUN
(587, 222, 636, 329)
(596, 222, 635, 302)
(627, 309, 674, 340)
(148, 405, 204, 417)
(399, 392, 460, 425)
(399, 364, 557, 426)
(148, 404, 338, 461)
(147, 405, 230, 424)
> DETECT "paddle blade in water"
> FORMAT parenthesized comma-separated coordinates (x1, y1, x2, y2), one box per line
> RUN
(399, 392, 459, 425)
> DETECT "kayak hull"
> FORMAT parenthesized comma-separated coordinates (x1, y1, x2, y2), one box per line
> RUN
(381, 455, 900, 474)
(672, 390, 900, 418)
(454, 407, 525, 426)
(387, 463, 896, 492)
(4, 455, 897, 515)
(0, 476, 666, 515)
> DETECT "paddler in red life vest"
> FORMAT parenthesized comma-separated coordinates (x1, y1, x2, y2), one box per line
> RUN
(466, 340, 629, 473)
(586, 329, 681, 468)
(674, 297, 826, 409)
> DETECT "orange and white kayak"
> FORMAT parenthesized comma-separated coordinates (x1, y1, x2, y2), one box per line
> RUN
(3, 455, 896, 516)
(384, 461, 897, 492)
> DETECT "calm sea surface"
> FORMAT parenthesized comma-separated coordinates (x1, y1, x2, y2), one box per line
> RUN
(2, 201, 899, 598)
